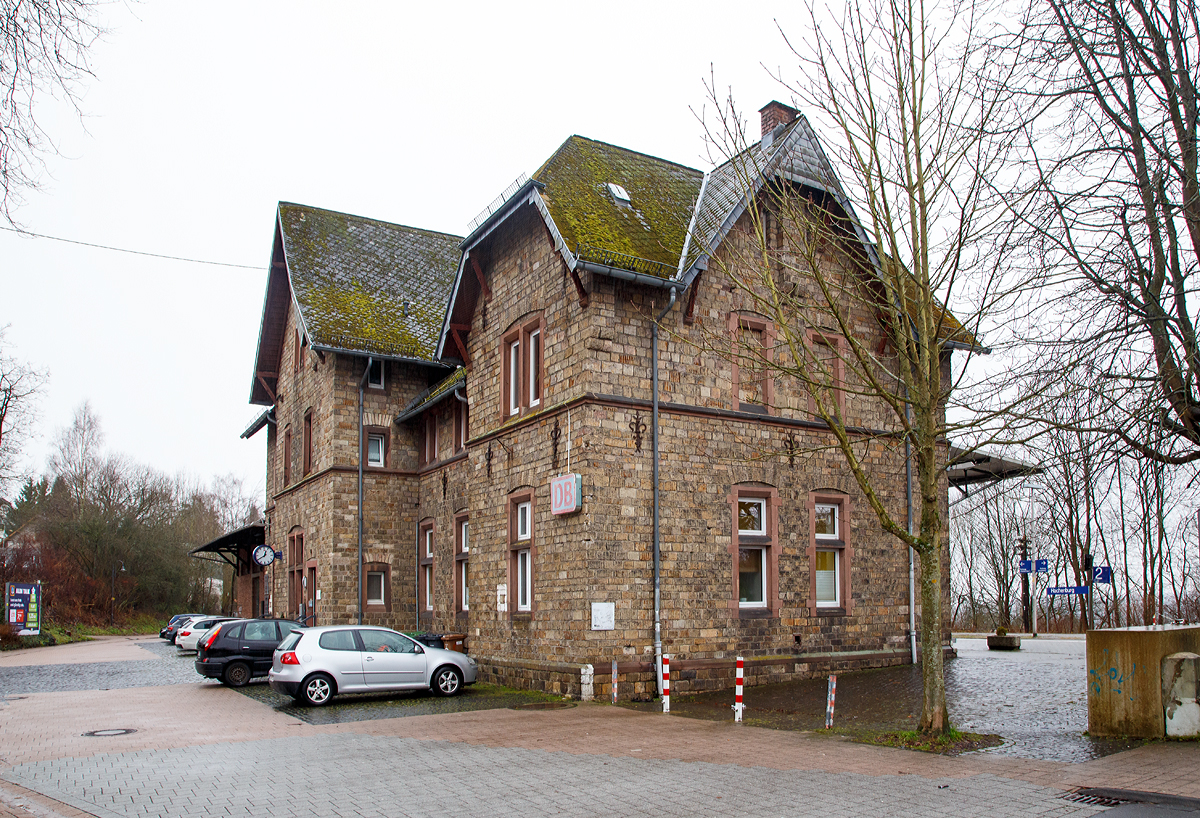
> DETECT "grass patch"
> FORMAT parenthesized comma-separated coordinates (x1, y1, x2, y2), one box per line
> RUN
(70, 613, 164, 636)
(865, 727, 1004, 755)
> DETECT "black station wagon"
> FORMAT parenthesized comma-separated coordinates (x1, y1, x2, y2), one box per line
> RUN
(195, 618, 303, 687)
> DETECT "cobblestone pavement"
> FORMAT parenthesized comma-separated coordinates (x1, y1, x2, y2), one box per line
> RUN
(0, 640, 199, 695)
(1, 733, 1105, 818)
(947, 637, 1139, 762)
(235, 680, 563, 724)
(0, 635, 1197, 818)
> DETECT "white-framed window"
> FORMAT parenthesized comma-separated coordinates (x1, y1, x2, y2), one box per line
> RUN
(423, 564, 433, 611)
(516, 501, 531, 541)
(737, 498, 766, 535)
(367, 359, 385, 389)
(816, 549, 840, 607)
(508, 339, 521, 416)
(366, 571, 385, 605)
(516, 548, 531, 611)
(815, 503, 839, 539)
(456, 516, 470, 613)
(425, 528, 434, 558)
(738, 546, 766, 608)
(502, 316, 544, 419)
(461, 560, 470, 611)
(528, 329, 541, 407)
(367, 433, 385, 467)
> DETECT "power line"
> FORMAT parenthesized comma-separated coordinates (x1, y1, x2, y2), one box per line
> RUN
(0, 224, 260, 270)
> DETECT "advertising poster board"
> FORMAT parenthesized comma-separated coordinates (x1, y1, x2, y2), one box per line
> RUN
(5, 582, 41, 636)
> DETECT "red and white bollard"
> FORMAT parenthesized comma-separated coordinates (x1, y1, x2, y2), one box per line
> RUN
(825, 674, 837, 729)
(733, 656, 744, 723)
(661, 655, 670, 714)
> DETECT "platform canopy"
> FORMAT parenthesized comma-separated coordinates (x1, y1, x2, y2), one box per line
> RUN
(190, 522, 265, 569)
(947, 446, 1041, 493)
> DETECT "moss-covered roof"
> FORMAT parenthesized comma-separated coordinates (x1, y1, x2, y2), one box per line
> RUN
(278, 203, 463, 360)
(533, 136, 703, 278)
(396, 366, 466, 422)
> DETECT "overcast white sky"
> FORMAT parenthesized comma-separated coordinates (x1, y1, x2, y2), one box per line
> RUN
(2, 1, 813, 505)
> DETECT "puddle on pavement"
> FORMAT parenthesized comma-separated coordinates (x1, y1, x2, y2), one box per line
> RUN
(621, 639, 1150, 762)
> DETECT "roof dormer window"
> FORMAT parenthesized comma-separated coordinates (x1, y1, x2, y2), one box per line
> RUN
(607, 182, 631, 207)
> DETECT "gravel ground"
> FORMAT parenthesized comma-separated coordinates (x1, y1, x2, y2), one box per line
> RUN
(234, 681, 565, 724)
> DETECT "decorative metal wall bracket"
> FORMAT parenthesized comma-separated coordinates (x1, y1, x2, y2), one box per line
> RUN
(486, 443, 493, 478)
(551, 419, 561, 470)
(783, 431, 798, 467)
(630, 411, 647, 453)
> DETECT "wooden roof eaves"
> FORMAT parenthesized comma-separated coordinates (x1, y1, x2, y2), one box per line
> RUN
(249, 217, 291, 406)
(436, 184, 578, 362)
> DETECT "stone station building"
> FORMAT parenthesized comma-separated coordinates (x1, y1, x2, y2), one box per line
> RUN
(211, 102, 972, 699)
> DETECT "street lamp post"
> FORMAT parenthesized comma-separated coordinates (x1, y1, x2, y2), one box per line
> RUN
(110, 560, 125, 627)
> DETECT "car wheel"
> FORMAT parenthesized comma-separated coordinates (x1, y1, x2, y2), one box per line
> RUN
(300, 673, 335, 706)
(222, 662, 251, 688)
(433, 665, 463, 697)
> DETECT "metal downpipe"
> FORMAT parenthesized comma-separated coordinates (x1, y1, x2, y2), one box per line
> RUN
(652, 290, 677, 695)
(358, 357, 374, 626)
(906, 407, 917, 665)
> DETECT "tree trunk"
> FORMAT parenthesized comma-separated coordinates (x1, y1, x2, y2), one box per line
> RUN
(918, 546, 949, 733)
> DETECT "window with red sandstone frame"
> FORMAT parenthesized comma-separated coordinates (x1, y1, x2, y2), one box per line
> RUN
(501, 316, 544, 419)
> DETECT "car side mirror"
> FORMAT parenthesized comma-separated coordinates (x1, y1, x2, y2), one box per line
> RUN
(414, 645, 424, 654)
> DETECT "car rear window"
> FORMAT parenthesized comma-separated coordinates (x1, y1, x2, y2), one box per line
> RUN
(220, 623, 244, 640)
(278, 631, 303, 651)
(318, 630, 359, 652)
(279, 621, 301, 638)
(244, 621, 276, 641)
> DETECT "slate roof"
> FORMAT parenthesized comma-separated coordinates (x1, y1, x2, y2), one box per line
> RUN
(278, 203, 463, 360)
(686, 116, 844, 276)
(533, 137, 704, 279)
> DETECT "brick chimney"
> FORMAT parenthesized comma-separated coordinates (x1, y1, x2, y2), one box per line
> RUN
(759, 100, 798, 137)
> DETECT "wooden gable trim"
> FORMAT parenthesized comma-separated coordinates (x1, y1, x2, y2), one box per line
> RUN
(470, 256, 491, 301)
(683, 270, 703, 325)
(450, 325, 472, 367)
(256, 372, 278, 404)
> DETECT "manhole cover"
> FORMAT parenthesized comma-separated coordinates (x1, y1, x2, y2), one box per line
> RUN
(509, 702, 576, 711)
(83, 729, 137, 737)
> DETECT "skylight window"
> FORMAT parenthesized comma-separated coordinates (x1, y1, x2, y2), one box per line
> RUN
(607, 182, 631, 206)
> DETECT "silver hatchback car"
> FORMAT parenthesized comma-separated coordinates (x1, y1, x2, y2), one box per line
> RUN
(268, 626, 477, 706)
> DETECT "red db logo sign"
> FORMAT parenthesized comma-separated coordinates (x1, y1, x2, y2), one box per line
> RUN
(550, 474, 582, 515)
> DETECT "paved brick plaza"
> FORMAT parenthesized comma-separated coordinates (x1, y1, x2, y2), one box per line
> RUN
(0, 636, 1196, 818)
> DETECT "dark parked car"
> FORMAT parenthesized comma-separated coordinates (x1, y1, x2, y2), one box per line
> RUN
(160, 613, 203, 641)
(195, 619, 303, 687)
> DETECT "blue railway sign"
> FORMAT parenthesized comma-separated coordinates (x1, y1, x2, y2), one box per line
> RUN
(1035, 559, 1049, 572)
(1048, 586, 1089, 596)
(1019, 559, 1032, 573)
(1093, 566, 1112, 584)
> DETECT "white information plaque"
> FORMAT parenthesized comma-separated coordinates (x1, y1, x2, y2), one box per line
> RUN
(591, 602, 615, 630)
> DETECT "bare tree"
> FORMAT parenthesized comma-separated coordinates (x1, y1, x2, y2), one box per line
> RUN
(1, 0, 102, 220)
(0, 325, 46, 493)
(1006, 0, 1200, 464)
(695, 0, 1032, 733)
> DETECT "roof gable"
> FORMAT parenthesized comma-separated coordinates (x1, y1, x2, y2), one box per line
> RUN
(278, 203, 463, 360)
